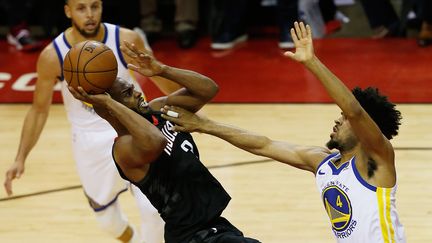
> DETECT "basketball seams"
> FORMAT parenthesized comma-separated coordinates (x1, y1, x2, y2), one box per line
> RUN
(61, 69, 118, 73)
(63, 52, 73, 85)
(76, 40, 90, 87)
(83, 49, 117, 89)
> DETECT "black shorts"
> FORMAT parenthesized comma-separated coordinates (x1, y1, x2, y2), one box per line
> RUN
(189, 217, 261, 243)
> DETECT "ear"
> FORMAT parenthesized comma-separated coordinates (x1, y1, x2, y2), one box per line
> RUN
(64, 4, 71, 19)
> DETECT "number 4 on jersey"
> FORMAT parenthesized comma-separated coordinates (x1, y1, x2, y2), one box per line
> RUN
(336, 195, 343, 207)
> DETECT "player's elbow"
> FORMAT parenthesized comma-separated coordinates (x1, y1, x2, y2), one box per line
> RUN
(345, 100, 363, 119)
(202, 76, 219, 97)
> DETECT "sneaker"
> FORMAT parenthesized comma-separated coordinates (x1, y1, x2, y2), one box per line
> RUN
(211, 33, 248, 50)
(7, 29, 42, 51)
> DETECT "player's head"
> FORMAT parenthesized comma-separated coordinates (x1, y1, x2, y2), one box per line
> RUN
(108, 77, 149, 113)
(326, 87, 402, 151)
(64, 0, 103, 38)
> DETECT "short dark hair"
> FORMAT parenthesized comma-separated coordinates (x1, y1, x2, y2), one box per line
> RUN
(352, 87, 402, 140)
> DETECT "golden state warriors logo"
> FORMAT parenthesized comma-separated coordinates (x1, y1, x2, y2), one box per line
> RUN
(322, 186, 352, 231)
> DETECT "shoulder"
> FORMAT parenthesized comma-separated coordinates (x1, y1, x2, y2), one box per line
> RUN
(119, 27, 142, 45)
(302, 146, 333, 172)
(38, 43, 58, 62)
(37, 43, 61, 75)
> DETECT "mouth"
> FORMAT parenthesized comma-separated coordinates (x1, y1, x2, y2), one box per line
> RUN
(85, 21, 97, 29)
(137, 96, 148, 110)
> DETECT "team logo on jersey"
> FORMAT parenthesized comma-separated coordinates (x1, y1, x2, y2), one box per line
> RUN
(322, 186, 353, 231)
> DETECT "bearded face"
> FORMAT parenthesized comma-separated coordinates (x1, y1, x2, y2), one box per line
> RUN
(326, 114, 358, 152)
(66, 0, 103, 38)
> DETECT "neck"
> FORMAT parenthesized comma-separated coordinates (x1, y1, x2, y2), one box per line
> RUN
(338, 146, 359, 164)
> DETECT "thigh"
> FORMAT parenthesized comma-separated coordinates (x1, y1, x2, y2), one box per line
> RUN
(72, 129, 129, 205)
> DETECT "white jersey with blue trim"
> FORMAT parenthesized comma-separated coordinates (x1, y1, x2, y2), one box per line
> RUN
(315, 153, 406, 243)
(52, 23, 144, 131)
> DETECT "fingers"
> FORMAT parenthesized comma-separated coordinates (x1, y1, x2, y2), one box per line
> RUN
(121, 41, 139, 58)
(290, 28, 299, 46)
(299, 22, 307, 39)
(283, 51, 295, 59)
(294, 21, 302, 41)
(137, 53, 152, 63)
(292, 21, 310, 40)
(160, 105, 184, 123)
(166, 110, 179, 118)
(68, 86, 86, 97)
(306, 24, 312, 39)
(4, 171, 15, 196)
(127, 64, 140, 73)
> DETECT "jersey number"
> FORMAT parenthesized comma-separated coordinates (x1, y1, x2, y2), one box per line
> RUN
(336, 195, 343, 207)
(181, 140, 194, 153)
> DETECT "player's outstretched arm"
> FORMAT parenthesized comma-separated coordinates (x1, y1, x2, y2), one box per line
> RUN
(284, 22, 394, 171)
(121, 40, 219, 113)
(4, 45, 59, 196)
(161, 106, 328, 173)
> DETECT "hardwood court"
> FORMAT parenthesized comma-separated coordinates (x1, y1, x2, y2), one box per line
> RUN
(0, 103, 431, 242)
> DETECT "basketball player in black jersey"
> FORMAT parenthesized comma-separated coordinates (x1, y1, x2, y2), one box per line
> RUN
(68, 41, 260, 243)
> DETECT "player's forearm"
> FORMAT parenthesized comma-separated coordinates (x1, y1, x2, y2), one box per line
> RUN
(304, 56, 362, 116)
(159, 65, 219, 101)
(200, 120, 271, 156)
(150, 76, 182, 95)
(15, 108, 49, 163)
(104, 99, 163, 143)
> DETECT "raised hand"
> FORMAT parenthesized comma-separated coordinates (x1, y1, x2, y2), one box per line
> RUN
(120, 40, 165, 77)
(284, 21, 314, 63)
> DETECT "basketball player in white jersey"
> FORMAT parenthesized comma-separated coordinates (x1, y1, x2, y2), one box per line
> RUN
(3, 0, 180, 242)
(160, 22, 406, 243)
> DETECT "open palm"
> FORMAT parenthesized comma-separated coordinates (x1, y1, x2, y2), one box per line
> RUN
(284, 22, 314, 63)
(120, 40, 164, 77)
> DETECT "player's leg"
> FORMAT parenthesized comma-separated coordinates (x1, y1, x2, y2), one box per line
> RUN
(72, 128, 142, 242)
(191, 217, 261, 243)
(131, 184, 165, 243)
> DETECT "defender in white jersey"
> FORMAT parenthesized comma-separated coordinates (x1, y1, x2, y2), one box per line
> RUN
(160, 22, 406, 243)
(4, 0, 180, 242)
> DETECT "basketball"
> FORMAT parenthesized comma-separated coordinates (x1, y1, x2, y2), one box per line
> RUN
(63, 40, 118, 94)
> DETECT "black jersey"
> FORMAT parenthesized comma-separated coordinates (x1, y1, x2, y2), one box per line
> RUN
(113, 112, 231, 243)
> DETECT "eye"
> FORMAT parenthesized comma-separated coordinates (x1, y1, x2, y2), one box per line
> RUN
(122, 88, 133, 97)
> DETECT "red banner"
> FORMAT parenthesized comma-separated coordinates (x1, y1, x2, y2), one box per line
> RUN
(0, 42, 63, 103)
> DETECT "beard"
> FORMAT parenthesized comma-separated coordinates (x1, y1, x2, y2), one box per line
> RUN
(326, 136, 357, 152)
(72, 20, 100, 38)
(326, 139, 340, 150)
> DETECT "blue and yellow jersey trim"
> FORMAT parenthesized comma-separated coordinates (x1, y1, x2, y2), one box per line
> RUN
(377, 187, 396, 243)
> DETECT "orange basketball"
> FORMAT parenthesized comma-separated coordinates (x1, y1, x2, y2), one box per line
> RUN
(63, 40, 118, 94)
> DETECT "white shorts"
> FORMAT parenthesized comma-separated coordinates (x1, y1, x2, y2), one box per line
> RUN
(71, 127, 129, 206)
